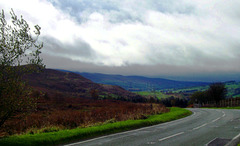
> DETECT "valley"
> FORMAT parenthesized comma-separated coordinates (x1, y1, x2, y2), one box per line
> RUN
(1, 68, 240, 145)
(1, 2, 240, 145)
(74, 72, 209, 91)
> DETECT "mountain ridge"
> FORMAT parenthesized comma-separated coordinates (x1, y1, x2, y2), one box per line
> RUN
(57, 70, 210, 91)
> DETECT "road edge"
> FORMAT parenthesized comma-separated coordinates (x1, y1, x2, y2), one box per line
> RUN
(0, 108, 192, 146)
(225, 133, 240, 146)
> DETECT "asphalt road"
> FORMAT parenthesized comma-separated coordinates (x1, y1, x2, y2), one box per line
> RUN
(66, 108, 240, 146)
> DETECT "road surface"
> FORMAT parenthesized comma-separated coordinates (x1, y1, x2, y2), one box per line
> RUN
(66, 108, 240, 146)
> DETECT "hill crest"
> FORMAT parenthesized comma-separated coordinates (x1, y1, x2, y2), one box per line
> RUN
(69, 72, 210, 91)
(23, 68, 145, 102)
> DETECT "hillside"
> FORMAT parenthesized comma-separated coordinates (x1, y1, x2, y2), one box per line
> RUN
(23, 68, 144, 101)
(170, 81, 240, 98)
(1, 67, 167, 136)
(74, 72, 209, 91)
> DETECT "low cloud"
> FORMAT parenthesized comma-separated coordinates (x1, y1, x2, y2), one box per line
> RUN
(42, 36, 96, 63)
(1, 0, 240, 81)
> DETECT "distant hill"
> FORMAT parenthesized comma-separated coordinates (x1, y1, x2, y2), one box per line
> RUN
(170, 81, 240, 98)
(23, 68, 145, 102)
(59, 71, 210, 91)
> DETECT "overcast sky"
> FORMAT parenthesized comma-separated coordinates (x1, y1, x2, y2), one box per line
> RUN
(1, 0, 240, 81)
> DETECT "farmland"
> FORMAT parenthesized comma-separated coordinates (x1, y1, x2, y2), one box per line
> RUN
(170, 81, 240, 98)
(134, 91, 170, 99)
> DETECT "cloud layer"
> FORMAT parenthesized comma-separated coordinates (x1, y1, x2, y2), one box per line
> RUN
(1, 0, 240, 81)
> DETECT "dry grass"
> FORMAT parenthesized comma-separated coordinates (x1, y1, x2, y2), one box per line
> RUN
(0, 96, 168, 136)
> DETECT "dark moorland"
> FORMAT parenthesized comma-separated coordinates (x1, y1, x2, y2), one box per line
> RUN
(0, 68, 168, 136)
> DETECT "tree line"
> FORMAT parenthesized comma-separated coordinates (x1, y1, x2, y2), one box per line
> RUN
(190, 82, 227, 105)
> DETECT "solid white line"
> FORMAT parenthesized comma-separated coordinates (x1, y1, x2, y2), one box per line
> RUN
(157, 110, 196, 127)
(232, 133, 240, 140)
(193, 123, 207, 130)
(205, 137, 217, 146)
(158, 132, 184, 142)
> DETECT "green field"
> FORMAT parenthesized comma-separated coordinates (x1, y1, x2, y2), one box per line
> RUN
(169, 81, 240, 98)
(225, 82, 240, 97)
(135, 91, 170, 99)
(0, 107, 191, 146)
(171, 85, 209, 93)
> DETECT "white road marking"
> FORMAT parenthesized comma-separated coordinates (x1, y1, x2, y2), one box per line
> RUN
(157, 109, 228, 144)
(193, 123, 207, 130)
(158, 132, 184, 142)
(232, 133, 240, 140)
(147, 142, 156, 144)
(222, 111, 226, 117)
(157, 110, 196, 127)
(205, 137, 218, 146)
(193, 110, 226, 131)
(211, 117, 221, 123)
(65, 111, 196, 146)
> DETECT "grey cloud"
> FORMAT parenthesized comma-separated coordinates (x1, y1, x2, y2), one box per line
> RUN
(42, 36, 96, 61)
(2, 0, 240, 82)
(41, 53, 240, 82)
(28, 0, 240, 81)
(50, 0, 240, 68)
(49, 0, 195, 24)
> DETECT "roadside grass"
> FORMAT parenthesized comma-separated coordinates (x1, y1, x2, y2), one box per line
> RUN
(202, 106, 240, 109)
(0, 107, 191, 146)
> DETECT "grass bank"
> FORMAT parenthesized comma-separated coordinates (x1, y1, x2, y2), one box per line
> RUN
(0, 107, 191, 146)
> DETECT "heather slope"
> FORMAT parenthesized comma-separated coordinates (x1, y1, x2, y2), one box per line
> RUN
(23, 68, 144, 101)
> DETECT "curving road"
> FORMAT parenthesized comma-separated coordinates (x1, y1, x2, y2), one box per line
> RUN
(66, 108, 240, 146)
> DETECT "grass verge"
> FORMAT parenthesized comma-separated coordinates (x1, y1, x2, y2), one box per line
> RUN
(0, 107, 191, 146)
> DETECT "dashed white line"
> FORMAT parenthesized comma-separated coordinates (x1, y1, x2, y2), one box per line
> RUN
(193, 110, 226, 130)
(147, 141, 156, 145)
(222, 111, 226, 117)
(158, 110, 227, 143)
(66, 110, 226, 146)
(211, 117, 221, 123)
(65, 111, 196, 146)
(193, 123, 207, 130)
(158, 132, 184, 142)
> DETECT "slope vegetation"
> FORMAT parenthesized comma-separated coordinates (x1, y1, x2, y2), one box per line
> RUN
(23, 69, 144, 101)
